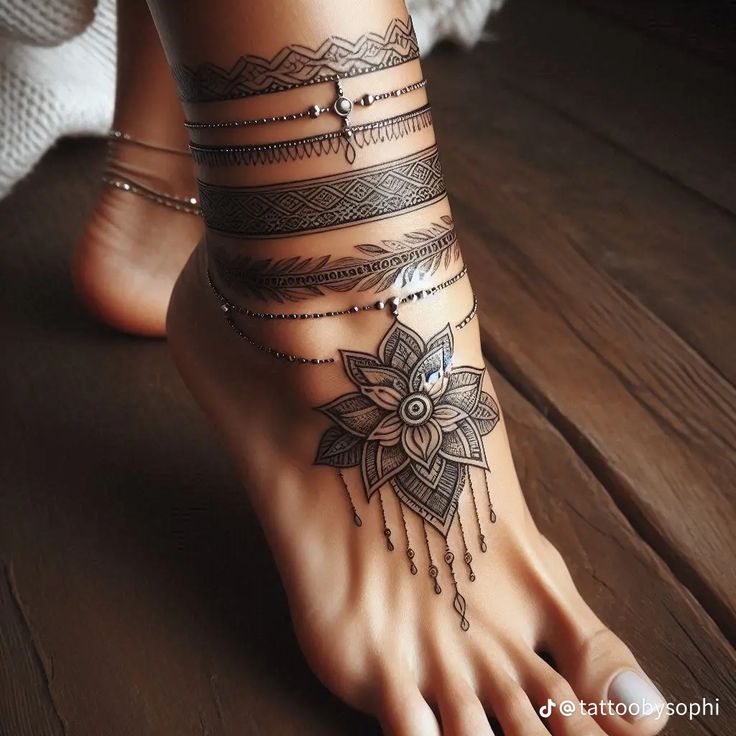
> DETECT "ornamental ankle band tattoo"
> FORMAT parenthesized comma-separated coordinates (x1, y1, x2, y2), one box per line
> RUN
(190, 105, 434, 167)
(185, 79, 427, 131)
(172, 17, 420, 102)
(198, 146, 446, 238)
(212, 215, 458, 302)
(314, 321, 500, 629)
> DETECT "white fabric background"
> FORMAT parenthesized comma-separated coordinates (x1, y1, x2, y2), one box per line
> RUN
(0, 0, 504, 197)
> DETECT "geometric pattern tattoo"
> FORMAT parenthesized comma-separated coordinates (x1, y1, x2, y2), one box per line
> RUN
(315, 321, 500, 629)
(211, 215, 459, 302)
(197, 146, 446, 238)
(172, 17, 420, 102)
(189, 105, 434, 167)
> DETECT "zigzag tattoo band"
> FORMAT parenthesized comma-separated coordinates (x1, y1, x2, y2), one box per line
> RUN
(172, 17, 420, 102)
(211, 215, 459, 302)
(197, 146, 447, 238)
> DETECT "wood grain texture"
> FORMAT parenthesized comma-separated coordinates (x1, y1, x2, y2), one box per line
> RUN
(575, 0, 736, 69)
(0, 565, 66, 736)
(489, 0, 736, 214)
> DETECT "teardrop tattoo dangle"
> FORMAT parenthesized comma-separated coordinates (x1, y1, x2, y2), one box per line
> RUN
(423, 522, 442, 595)
(457, 510, 476, 582)
(468, 470, 488, 553)
(337, 469, 362, 527)
(315, 321, 500, 630)
(399, 505, 418, 575)
(378, 490, 395, 551)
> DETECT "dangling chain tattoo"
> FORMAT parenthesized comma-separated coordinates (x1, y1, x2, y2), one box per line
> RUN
(190, 105, 434, 167)
(468, 470, 488, 552)
(456, 508, 476, 581)
(172, 17, 420, 102)
(485, 472, 498, 524)
(337, 469, 362, 527)
(211, 216, 458, 302)
(423, 522, 442, 595)
(197, 146, 446, 238)
(315, 321, 501, 629)
(399, 504, 418, 575)
(378, 490, 395, 552)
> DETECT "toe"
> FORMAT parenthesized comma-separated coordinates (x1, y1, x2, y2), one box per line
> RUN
(553, 626, 668, 735)
(477, 667, 549, 736)
(436, 679, 494, 736)
(378, 678, 441, 736)
(522, 654, 608, 736)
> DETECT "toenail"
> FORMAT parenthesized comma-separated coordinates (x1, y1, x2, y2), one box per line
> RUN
(608, 670, 665, 721)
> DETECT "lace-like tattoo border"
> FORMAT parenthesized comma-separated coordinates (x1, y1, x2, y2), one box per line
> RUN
(212, 215, 458, 302)
(197, 146, 447, 238)
(190, 105, 434, 167)
(172, 17, 420, 102)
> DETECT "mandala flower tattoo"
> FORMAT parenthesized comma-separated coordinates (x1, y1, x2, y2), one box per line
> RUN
(314, 322, 500, 630)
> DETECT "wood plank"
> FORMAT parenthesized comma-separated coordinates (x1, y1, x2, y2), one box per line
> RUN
(0, 141, 734, 735)
(486, 0, 736, 213)
(424, 54, 736, 635)
(429, 32, 736, 388)
(0, 565, 66, 736)
(574, 0, 736, 69)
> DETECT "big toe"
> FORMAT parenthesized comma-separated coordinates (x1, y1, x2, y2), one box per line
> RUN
(554, 626, 668, 736)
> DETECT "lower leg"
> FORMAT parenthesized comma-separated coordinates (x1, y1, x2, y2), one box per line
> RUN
(73, 0, 201, 336)
(149, 0, 667, 733)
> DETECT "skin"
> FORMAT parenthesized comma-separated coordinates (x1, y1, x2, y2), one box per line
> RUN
(142, 0, 672, 732)
(73, 0, 201, 337)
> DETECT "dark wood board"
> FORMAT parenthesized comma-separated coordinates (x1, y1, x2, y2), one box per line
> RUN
(487, 0, 736, 214)
(0, 566, 66, 736)
(574, 0, 736, 70)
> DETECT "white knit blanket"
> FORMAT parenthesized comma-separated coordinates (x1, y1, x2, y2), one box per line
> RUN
(0, 0, 503, 197)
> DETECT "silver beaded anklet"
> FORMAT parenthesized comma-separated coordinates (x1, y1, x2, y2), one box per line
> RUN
(102, 171, 201, 215)
(108, 129, 191, 156)
(209, 265, 476, 365)
(210, 265, 468, 321)
(184, 78, 427, 132)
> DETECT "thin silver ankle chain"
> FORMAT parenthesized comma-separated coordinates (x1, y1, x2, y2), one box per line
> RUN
(208, 265, 478, 364)
(184, 79, 427, 131)
(102, 172, 201, 215)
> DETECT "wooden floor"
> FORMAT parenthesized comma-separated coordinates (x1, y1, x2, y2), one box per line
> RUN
(1, 1, 734, 734)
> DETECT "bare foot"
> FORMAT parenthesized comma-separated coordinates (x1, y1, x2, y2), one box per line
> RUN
(73, 138, 202, 336)
(166, 230, 668, 735)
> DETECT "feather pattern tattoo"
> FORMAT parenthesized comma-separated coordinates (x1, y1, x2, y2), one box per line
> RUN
(211, 216, 459, 302)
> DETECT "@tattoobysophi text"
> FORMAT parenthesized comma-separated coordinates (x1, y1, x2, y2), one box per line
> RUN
(539, 697, 719, 721)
